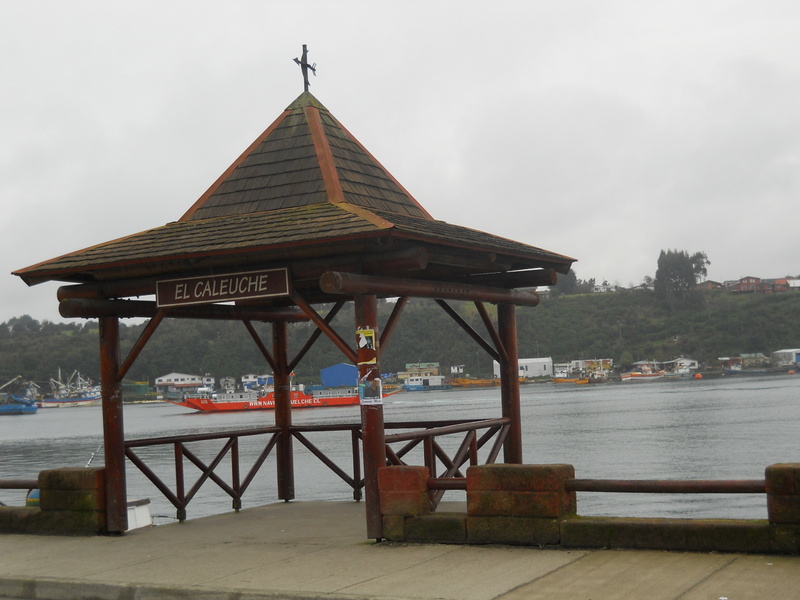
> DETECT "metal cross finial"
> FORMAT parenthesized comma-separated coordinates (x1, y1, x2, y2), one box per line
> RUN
(293, 44, 316, 92)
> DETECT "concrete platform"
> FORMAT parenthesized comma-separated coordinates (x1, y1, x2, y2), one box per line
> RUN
(1, 501, 798, 600)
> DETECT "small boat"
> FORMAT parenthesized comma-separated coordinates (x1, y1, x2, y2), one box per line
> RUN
(449, 377, 501, 388)
(621, 361, 666, 381)
(718, 355, 770, 376)
(173, 387, 363, 412)
(402, 375, 451, 392)
(552, 376, 589, 384)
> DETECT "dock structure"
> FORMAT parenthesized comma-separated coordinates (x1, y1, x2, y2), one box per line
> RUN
(12, 50, 574, 538)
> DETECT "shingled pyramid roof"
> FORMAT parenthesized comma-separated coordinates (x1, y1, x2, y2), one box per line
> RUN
(180, 92, 432, 222)
(14, 92, 575, 290)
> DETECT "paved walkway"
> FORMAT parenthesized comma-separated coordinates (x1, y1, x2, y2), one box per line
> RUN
(1, 501, 798, 600)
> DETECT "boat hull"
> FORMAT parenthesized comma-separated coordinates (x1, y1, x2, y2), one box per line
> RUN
(401, 384, 452, 392)
(621, 372, 666, 381)
(0, 394, 39, 415)
(37, 395, 101, 408)
(449, 378, 500, 388)
(174, 390, 360, 412)
(0, 403, 38, 415)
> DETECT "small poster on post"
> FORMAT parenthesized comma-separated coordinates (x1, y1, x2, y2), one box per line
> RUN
(356, 328, 377, 365)
(360, 377, 383, 405)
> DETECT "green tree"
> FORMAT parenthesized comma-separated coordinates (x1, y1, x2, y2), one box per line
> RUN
(653, 250, 709, 312)
(551, 269, 595, 297)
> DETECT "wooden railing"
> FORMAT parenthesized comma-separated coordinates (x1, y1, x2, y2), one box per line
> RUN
(123, 418, 511, 521)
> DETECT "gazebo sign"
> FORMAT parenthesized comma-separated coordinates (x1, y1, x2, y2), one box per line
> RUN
(156, 268, 289, 307)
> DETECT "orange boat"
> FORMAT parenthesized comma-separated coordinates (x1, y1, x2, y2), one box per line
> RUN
(551, 377, 589, 384)
(449, 377, 500, 388)
(173, 388, 361, 412)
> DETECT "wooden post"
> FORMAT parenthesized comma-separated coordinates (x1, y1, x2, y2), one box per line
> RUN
(273, 320, 295, 501)
(355, 295, 385, 540)
(497, 303, 522, 463)
(99, 316, 127, 533)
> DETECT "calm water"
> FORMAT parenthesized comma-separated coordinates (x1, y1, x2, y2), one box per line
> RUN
(1, 375, 798, 525)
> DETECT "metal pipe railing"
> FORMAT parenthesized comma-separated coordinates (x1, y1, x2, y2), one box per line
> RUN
(566, 478, 766, 494)
(0, 479, 38, 490)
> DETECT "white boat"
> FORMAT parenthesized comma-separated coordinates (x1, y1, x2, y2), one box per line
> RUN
(621, 361, 666, 381)
(38, 369, 101, 408)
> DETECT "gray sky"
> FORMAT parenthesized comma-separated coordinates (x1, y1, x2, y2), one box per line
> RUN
(2, 1, 799, 324)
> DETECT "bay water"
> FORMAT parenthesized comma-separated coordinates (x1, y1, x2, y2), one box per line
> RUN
(1, 374, 798, 525)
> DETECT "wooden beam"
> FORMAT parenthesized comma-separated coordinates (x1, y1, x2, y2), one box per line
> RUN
(99, 317, 127, 533)
(54, 247, 429, 301)
(435, 300, 500, 362)
(59, 298, 308, 322)
(319, 272, 540, 306)
(242, 320, 279, 374)
(117, 309, 168, 381)
(459, 268, 558, 289)
(379, 296, 408, 351)
(288, 290, 358, 364)
(287, 301, 346, 373)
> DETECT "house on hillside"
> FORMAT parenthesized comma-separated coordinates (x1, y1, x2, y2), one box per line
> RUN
(732, 276, 765, 293)
(695, 280, 724, 291)
(727, 276, 800, 294)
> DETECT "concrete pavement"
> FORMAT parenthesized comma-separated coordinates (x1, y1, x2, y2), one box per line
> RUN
(1, 501, 798, 600)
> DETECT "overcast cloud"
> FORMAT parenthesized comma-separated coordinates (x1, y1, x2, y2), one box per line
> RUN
(2, 1, 799, 323)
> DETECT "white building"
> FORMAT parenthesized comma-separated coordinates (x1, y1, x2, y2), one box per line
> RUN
(242, 373, 273, 389)
(155, 372, 214, 399)
(771, 349, 800, 367)
(493, 357, 554, 379)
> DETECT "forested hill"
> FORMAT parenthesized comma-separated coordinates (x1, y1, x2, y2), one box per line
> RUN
(2, 289, 799, 387)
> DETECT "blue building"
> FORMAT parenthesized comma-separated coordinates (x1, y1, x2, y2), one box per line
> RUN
(320, 363, 358, 388)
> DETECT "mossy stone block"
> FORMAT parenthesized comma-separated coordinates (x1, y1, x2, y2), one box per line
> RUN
(382, 515, 407, 541)
(39, 468, 104, 491)
(467, 515, 560, 545)
(405, 513, 466, 544)
(770, 524, 800, 554)
(765, 464, 800, 495)
(467, 464, 574, 492)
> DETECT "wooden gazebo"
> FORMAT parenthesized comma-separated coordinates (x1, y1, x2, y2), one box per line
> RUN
(14, 88, 575, 537)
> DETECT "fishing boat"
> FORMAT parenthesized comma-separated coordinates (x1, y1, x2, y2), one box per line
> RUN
(0, 393, 38, 415)
(718, 355, 770, 376)
(0, 377, 38, 415)
(401, 375, 451, 392)
(621, 361, 666, 381)
(173, 387, 363, 412)
(38, 369, 101, 408)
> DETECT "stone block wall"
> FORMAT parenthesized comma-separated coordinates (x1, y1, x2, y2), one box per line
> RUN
(466, 464, 575, 545)
(377, 463, 800, 554)
(765, 463, 800, 553)
(0, 468, 108, 535)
